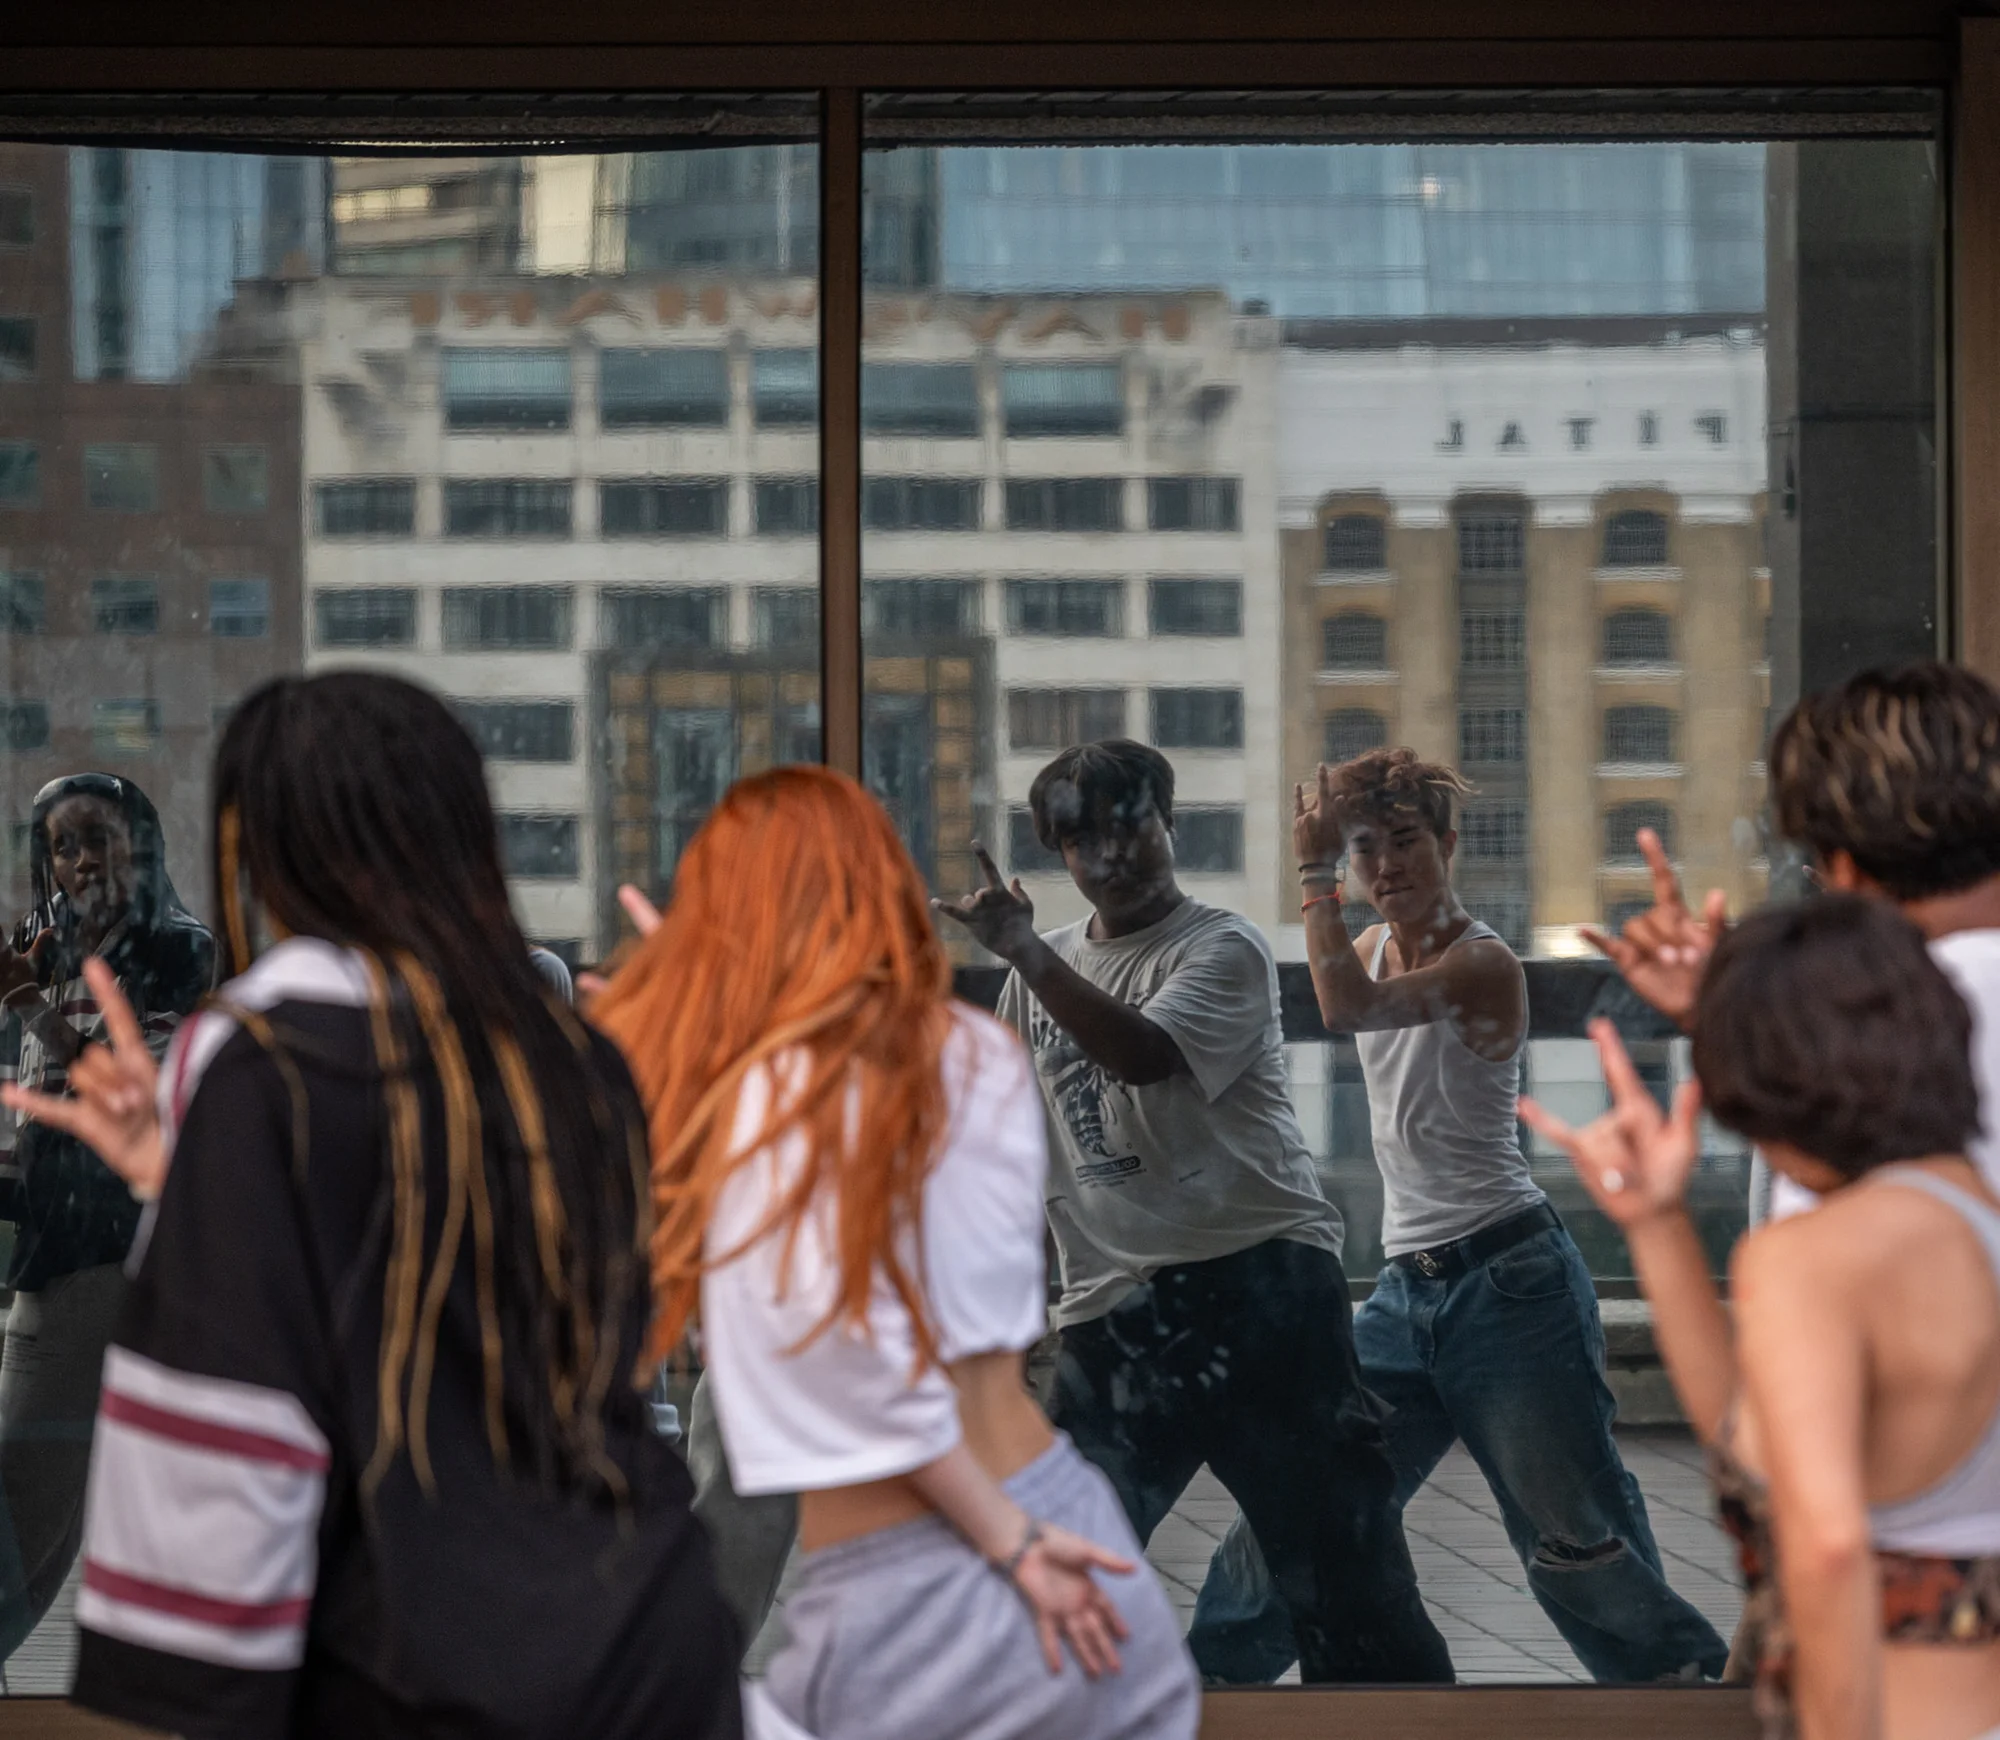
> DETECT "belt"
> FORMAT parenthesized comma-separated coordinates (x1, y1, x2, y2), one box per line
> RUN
(1389, 1202, 1561, 1283)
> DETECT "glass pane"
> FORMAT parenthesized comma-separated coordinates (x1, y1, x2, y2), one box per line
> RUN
(867, 124, 1938, 1688)
(0, 129, 818, 1689)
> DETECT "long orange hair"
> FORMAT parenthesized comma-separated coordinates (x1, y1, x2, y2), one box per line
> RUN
(592, 766, 955, 1369)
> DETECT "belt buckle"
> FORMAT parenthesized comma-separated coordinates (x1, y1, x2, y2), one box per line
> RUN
(1414, 1249, 1443, 1278)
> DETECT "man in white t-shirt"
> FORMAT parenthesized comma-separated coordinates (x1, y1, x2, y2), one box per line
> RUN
(936, 739, 1453, 1685)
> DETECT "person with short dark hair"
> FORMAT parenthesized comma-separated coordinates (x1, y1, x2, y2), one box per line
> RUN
(1186, 747, 1725, 1685)
(936, 739, 1453, 1686)
(1526, 897, 2000, 1740)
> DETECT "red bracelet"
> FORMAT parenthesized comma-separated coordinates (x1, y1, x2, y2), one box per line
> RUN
(1301, 891, 1342, 914)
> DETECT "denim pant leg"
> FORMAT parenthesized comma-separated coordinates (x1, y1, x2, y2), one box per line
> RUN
(1432, 1228, 1727, 1682)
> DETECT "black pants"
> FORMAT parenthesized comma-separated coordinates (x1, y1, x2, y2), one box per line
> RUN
(1050, 1237, 1454, 1685)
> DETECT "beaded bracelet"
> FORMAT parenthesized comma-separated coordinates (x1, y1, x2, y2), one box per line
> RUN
(995, 1517, 1047, 1582)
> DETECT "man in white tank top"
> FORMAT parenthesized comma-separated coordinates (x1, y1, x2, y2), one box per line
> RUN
(1186, 748, 1726, 1686)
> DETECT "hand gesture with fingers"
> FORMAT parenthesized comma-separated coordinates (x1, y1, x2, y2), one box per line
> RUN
(577, 883, 665, 1003)
(1, 958, 166, 1200)
(1579, 828, 1728, 1029)
(1008, 1522, 1135, 1678)
(1519, 1017, 1702, 1231)
(932, 844, 1040, 965)
(1294, 765, 1347, 871)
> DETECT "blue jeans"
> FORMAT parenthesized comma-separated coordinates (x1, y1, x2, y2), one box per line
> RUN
(1186, 1225, 1728, 1685)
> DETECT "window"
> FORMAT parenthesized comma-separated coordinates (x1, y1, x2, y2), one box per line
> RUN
(1007, 688, 1127, 751)
(1151, 688, 1243, 750)
(600, 479, 729, 538)
(0, 573, 44, 635)
(83, 444, 159, 512)
(599, 349, 730, 427)
(1001, 364, 1124, 437)
(755, 478, 818, 536)
(203, 447, 268, 515)
(1696, 412, 1729, 444)
(864, 579, 980, 638)
(1604, 704, 1678, 764)
(1568, 417, 1594, 449)
(1456, 511, 1525, 574)
(1148, 578, 1241, 637)
(1460, 609, 1525, 670)
(1438, 418, 1465, 451)
(441, 348, 572, 431)
(864, 477, 981, 531)
(1603, 509, 1670, 568)
(91, 576, 159, 635)
(1323, 514, 1386, 572)
(1007, 807, 1066, 875)
(604, 588, 725, 650)
(756, 588, 819, 649)
(0, 443, 36, 507)
(92, 699, 161, 754)
(753, 349, 818, 425)
(1147, 476, 1239, 532)
(0, 318, 33, 381)
(497, 813, 581, 879)
(208, 578, 270, 639)
(315, 588, 418, 648)
(1008, 579, 1124, 637)
(1460, 707, 1526, 764)
(1176, 807, 1245, 873)
(1605, 896, 1655, 934)
(444, 479, 573, 538)
(1499, 421, 1526, 449)
(0, 189, 30, 247)
(316, 479, 415, 537)
(1605, 801, 1676, 861)
(1322, 612, 1388, 670)
(1324, 707, 1388, 763)
(1602, 608, 1674, 666)
(457, 701, 575, 763)
(863, 362, 980, 436)
(1638, 410, 1660, 446)
(1005, 478, 1124, 532)
(441, 586, 575, 651)
(1460, 803, 1527, 862)
(3, 702, 48, 752)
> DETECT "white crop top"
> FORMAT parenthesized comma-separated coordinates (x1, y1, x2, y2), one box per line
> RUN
(700, 1004, 1050, 1497)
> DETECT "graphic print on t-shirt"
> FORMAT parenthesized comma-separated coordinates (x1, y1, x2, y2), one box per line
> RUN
(1026, 1002, 1145, 1187)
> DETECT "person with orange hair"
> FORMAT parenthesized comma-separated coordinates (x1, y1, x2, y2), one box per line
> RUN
(591, 766, 1199, 1740)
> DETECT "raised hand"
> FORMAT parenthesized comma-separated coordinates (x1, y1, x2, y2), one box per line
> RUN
(1293, 765, 1347, 870)
(1579, 827, 1727, 1029)
(932, 844, 1040, 965)
(577, 883, 665, 1002)
(1, 958, 167, 1200)
(1009, 1521, 1135, 1677)
(1519, 1017, 1702, 1230)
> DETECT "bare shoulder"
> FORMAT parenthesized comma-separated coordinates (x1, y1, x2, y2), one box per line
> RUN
(1735, 1181, 1946, 1294)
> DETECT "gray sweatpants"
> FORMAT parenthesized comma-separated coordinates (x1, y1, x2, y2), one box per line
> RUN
(760, 1434, 1199, 1740)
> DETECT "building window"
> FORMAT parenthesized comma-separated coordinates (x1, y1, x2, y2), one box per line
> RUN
(497, 813, 580, 880)
(1007, 688, 1127, 752)
(1147, 476, 1240, 532)
(208, 578, 270, 639)
(1460, 802, 1527, 863)
(92, 699, 161, 754)
(0, 318, 34, 381)
(92, 576, 159, 635)
(202, 447, 269, 515)
(753, 349, 818, 425)
(315, 587, 418, 648)
(1604, 704, 1678, 764)
(456, 701, 575, 763)
(441, 348, 572, 431)
(1005, 478, 1124, 532)
(1007, 807, 1066, 875)
(604, 588, 725, 649)
(84, 444, 159, 512)
(863, 477, 981, 532)
(1438, 419, 1465, 452)
(1008, 579, 1124, 637)
(1460, 707, 1526, 764)
(1001, 364, 1124, 438)
(863, 579, 980, 638)
(1602, 607, 1674, 666)
(444, 479, 573, 539)
(1324, 707, 1388, 762)
(600, 479, 728, 538)
(1568, 417, 1594, 449)
(862, 362, 980, 437)
(0, 573, 44, 635)
(4, 702, 48, 752)
(1456, 511, 1525, 575)
(1322, 612, 1388, 670)
(1499, 421, 1526, 449)
(754, 478, 818, 536)
(599, 348, 729, 428)
(1605, 896, 1655, 934)
(755, 588, 819, 649)
(1323, 514, 1386, 572)
(0, 190, 31, 247)
(441, 586, 575, 651)
(0, 443, 37, 507)
(1151, 688, 1243, 750)
(1603, 509, 1670, 568)
(1176, 807, 1245, 873)
(1460, 609, 1525, 670)
(316, 478, 415, 537)
(1604, 801, 1676, 861)
(1149, 578, 1241, 637)
(1696, 412, 1728, 445)
(1476, 896, 1533, 954)
(1638, 410, 1660, 446)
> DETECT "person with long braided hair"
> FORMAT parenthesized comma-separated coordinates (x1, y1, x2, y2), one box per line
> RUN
(590, 766, 1199, 1740)
(4, 673, 740, 1740)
